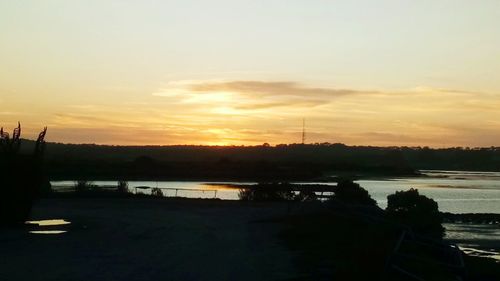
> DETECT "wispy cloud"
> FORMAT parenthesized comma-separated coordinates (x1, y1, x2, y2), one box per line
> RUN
(153, 80, 375, 111)
(14, 79, 495, 146)
(187, 80, 367, 98)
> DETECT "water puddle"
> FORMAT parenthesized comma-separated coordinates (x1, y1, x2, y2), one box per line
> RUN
(29, 230, 67, 235)
(25, 219, 71, 235)
(26, 219, 71, 226)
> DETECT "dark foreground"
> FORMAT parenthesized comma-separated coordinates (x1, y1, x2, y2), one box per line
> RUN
(1, 198, 499, 281)
(0, 198, 296, 281)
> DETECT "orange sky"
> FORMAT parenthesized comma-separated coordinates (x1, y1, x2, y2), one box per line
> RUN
(1, 1, 500, 147)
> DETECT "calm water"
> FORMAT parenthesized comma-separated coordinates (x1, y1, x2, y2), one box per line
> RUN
(51, 170, 500, 214)
(358, 170, 500, 214)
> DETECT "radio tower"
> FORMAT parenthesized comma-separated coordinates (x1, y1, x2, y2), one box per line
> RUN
(301, 118, 306, 144)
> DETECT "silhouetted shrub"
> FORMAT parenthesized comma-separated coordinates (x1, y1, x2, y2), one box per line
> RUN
(40, 179, 52, 194)
(238, 182, 294, 201)
(295, 190, 318, 202)
(117, 180, 129, 193)
(74, 180, 95, 192)
(386, 188, 444, 238)
(151, 187, 164, 197)
(0, 123, 47, 225)
(332, 179, 377, 206)
(238, 188, 253, 201)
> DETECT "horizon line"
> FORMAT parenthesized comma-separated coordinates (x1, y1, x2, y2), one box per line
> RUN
(20, 138, 500, 150)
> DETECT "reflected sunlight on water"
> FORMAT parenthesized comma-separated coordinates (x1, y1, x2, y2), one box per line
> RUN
(460, 247, 500, 261)
(445, 223, 500, 261)
(29, 230, 67, 235)
(26, 219, 71, 226)
(26, 219, 71, 235)
(200, 183, 251, 190)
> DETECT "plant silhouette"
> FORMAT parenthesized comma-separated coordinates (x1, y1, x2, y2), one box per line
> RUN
(0, 123, 48, 225)
(386, 188, 444, 238)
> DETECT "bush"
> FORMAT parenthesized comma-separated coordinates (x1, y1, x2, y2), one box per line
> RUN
(40, 179, 52, 194)
(238, 182, 294, 201)
(332, 179, 377, 206)
(117, 180, 129, 194)
(295, 190, 318, 202)
(74, 180, 94, 192)
(0, 124, 47, 225)
(151, 187, 164, 197)
(386, 188, 444, 238)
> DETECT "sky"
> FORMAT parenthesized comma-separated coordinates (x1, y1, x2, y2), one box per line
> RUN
(1, 0, 499, 147)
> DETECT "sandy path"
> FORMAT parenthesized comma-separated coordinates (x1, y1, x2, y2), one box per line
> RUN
(0, 198, 298, 281)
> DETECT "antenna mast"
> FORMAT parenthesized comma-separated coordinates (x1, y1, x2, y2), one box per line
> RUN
(302, 118, 306, 144)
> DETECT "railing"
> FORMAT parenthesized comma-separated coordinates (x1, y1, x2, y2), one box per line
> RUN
(51, 183, 335, 200)
(134, 186, 219, 199)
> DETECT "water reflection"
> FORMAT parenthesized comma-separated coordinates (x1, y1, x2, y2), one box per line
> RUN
(29, 230, 67, 235)
(26, 219, 71, 235)
(50, 170, 500, 213)
(460, 247, 500, 261)
(26, 219, 71, 226)
(445, 223, 500, 261)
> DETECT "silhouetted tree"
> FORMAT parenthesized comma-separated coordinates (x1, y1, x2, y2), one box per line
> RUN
(332, 179, 377, 206)
(386, 188, 444, 238)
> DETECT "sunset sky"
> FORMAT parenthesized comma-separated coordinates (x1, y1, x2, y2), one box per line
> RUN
(1, 1, 499, 146)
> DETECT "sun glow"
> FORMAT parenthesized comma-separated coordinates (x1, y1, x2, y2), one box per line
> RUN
(1, 1, 499, 147)
(211, 106, 241, 115)
(184, 91, 234, 103)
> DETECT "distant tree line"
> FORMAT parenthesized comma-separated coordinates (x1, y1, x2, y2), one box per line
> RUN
(17, 141, 500, 180)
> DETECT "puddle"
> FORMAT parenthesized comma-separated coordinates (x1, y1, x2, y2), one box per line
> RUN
(25, 219, 71, 226)
(25, 219, 71, 235)
(29, 230, 67, 235)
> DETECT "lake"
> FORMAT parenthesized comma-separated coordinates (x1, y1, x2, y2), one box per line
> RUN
(358, 170, 500, 214)
(51, 170, 500, 214)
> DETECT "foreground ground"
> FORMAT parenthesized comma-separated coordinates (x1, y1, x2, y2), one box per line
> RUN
(1, 197, 499, 281)
(0, 198, 297, 281)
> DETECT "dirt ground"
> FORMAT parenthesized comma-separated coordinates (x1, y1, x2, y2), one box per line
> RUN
(0, 198, 299, 281)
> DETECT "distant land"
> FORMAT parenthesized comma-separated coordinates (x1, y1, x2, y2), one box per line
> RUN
(20, 140, 500, 181)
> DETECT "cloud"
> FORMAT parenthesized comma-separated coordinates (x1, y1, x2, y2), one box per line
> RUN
(234, 100, 325, 110)
(153, 80, 374, 110)
(187, 80, 366, 98)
